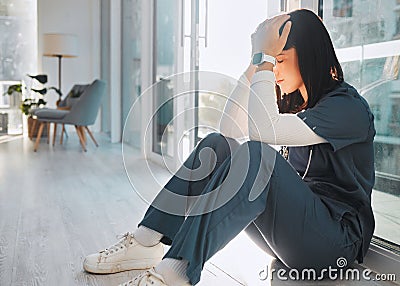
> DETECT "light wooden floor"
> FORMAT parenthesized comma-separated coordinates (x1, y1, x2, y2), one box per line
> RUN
(0, 133, 248, 286)
(0, 133, 397, 286)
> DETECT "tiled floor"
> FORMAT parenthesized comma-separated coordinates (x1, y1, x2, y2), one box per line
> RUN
(0, 132, 398, 285)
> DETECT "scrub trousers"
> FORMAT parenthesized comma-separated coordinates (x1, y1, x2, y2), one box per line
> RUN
(139, 133, 361, 285)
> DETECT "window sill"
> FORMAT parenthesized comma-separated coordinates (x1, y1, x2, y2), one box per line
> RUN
(362, 242, 400, 284)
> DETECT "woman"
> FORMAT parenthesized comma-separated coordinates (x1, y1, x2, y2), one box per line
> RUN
(83, 9, 375, 286)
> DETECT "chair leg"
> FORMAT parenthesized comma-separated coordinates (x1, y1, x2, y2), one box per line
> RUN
(46, 123, 50, 144)
(80, 126, 87, 144)
(84, 126, 99, 147)
(34, 122, 45, 152)
(53, 123, 57, 146)
(64, 125, 69, 138)
(60, 124, 65, 145)
(75, 125, 87, 152)
(29, 118, 37, 140)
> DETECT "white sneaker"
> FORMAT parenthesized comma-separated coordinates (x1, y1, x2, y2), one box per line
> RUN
(83, 232, 164, 274)
(119, 268, 191, 286)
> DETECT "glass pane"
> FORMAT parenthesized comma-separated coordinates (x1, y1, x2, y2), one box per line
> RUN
(198, 77, 233, 139)
(0, 0, 36, 135)
(323, 0, 400, 245)
(153, 0, 178, 157)
(369, 60, 400, 245)
(0, 0, 37, 80)
(198, 0, 268, 139)
(122, 0, 142, 148)
(341, 60, 362, 89)
(324, 0, 398, 49)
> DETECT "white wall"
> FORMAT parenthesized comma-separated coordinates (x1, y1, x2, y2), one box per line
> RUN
(37, 0, 101, 109)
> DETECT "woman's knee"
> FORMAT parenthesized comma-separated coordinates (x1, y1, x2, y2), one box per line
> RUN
(200, 132, 226, 146)
(198, 133, 240, 157)
(237, 140, 277, 162)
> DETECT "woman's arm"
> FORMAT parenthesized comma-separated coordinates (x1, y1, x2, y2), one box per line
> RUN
(245, 15, 326, 146)
(248, 70, 327, 146)
(219, 64, 256, 140)
(219, 67, 327, 146)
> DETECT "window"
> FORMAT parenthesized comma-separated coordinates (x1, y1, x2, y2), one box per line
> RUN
(0, 0, 37, 80)
(0, 0, 36, 135)
(152, 0, 177, 157)
(322, 0, 400, 245)
(333, 0, 353, 17)
(390, 104, 400, 135)
(370, 104, 381, 121)
(121, 0, 142, 148)
(395, 2, 400, 39)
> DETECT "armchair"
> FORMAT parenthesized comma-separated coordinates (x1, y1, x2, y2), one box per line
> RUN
(29, 83, 89, 142)
(33, 79, 106, 152)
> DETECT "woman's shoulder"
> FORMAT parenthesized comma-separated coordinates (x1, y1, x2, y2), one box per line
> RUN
(298, 81, 375, 151)
(303, 80, 374, 129)
(318, 81, 371, 111)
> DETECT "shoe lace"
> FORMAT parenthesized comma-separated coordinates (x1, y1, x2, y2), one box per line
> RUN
(100, 232, 134, 256)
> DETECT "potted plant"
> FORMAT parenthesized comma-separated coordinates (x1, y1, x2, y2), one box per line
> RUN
(4, 83, 23, 109)
(28, 74, 62, 103)
(23, 74, 61, 138)
(2, 83, 24, 134)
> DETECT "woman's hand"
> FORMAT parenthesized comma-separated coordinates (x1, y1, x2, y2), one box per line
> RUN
(251, 14, 292, 57)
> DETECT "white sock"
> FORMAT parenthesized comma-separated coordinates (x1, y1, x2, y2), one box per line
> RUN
(133, 226, 163, 247)
(155, 258, 190, 286)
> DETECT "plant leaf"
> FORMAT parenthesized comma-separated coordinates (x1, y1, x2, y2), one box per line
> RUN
(28, 74, 48, 84)
(48, 87, 62, 96)
(31, 88, 47, 95)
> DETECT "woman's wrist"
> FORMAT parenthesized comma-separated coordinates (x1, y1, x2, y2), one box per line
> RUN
(256, 62, 274, 73)
(244, 62, 257, 81)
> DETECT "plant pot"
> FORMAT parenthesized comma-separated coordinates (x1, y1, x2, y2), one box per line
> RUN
(7, 92, 23, 135)
(10, 91, 22, 108)
(0, 113, 8, 134)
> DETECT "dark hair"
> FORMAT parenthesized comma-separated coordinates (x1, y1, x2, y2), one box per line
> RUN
(277, 9, 343, 114)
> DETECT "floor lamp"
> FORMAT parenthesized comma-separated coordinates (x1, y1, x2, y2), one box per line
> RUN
(43, 34, 78, 140)
(43, 33, 78, 98)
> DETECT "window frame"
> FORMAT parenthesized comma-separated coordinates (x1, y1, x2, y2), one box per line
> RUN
(277, 0, 400, 276)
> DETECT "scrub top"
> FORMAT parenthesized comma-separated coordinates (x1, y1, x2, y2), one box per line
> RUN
(289, 81, 376, 262)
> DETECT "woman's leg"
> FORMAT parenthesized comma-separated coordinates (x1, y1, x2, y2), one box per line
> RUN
(245, 222, 277, 257)
(83, 133, 240, 275)
(139, 132, 240, 245)
(162, 141, 360, 285)
(249, 154, 362, 272)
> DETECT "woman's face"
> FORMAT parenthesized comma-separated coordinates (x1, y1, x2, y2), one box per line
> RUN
(273, 47, 307, 98)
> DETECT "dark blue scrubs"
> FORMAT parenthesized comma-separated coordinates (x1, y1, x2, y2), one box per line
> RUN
(295, 81, 376, 262)
(139, 81, 376, 285)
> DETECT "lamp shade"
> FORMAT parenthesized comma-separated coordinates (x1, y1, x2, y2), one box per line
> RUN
(43, 34, 78, 58)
